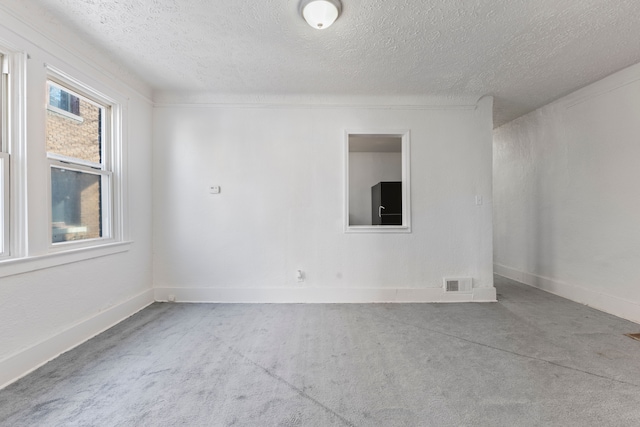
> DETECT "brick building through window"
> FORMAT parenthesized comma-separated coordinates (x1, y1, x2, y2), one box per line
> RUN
(46, 82, 105, 243)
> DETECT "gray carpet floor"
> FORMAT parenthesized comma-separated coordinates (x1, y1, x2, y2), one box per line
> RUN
(1, 275, 640, 426)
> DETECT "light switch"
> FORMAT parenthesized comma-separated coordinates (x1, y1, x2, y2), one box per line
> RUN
(475, 195, 483, 205)
(209, 185, 221, 194)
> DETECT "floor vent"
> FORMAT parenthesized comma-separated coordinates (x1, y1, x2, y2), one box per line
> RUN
(625, 333, 640, 342)
(443, 277, 472, 293)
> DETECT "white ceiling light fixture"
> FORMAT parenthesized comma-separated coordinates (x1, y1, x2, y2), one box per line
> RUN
(299, 0, 342, 30)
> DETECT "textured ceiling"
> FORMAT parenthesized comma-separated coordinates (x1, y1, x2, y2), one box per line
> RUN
(20, 0, 640, 126)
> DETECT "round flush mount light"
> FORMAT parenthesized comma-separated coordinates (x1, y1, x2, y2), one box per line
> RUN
(299, 0, 342, 30)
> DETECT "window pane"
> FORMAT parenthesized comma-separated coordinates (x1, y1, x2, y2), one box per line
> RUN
(49, 86, 80, 116)
(1, 56, 7, 255)
(51, 168, 102, 243)
(46, 84, 103, 164)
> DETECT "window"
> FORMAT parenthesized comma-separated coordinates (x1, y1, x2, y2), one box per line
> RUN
(344, 131, 411, 233)
(0, 57, 126, 276)
(0, 46, 27, 264)
(46, 76, 117, 246)
(0, 53, 8, 256)
(48, 85, 80, 116)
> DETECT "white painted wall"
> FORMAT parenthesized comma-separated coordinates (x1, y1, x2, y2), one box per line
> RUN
(349, 152, 401, 225)
(494, 62, 640, 324)
(0, 4, 154, 387)
(153, 98, 495, 302)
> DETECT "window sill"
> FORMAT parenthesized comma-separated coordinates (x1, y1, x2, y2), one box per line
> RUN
(0, 241, 132, 279)
(345, 225, 412, 233)
(46, 105, 84, 123)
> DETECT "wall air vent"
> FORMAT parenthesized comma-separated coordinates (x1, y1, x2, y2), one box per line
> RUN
(443, 277, 472, 293)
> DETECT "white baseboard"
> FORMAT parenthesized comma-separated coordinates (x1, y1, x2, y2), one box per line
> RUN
(494, 263, 640, 325)
(154, 286, 497, 304)
(0, 289, 154, 390)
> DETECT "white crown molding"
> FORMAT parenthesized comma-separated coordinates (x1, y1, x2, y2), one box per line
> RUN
(153, 92, 485, 110)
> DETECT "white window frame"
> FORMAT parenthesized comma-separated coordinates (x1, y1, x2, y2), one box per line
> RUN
(0, 45, 27, 261)
(0, 53, 129, 278)
(344, 130, 412, 233)
(0, 152, 8, 257)
(46, 66, 125, 251)
(0, 53, 8, 257)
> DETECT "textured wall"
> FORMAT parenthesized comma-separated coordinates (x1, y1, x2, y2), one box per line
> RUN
(153, 98, 494, 299)
(494, 61, 640, 323)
